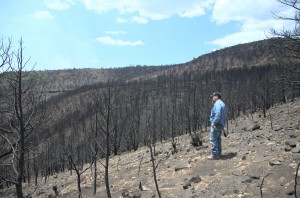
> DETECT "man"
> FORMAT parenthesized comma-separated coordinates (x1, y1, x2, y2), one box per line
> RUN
(207, 92, 226, 160)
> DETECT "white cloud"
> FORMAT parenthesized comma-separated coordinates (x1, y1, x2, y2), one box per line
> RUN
(105, 30, 127, 35)
(82, 0, 213, 22)
(96, 36, 144, 46)
(178, 3, 206, 18)
(212, 0, 278, 24)
(132, 16, 148, 24)
(208, 0, 295, 48)
(116, 17, 128, 23)
(45, 0, 75, 10)
(207, 30, 266, 48)
(31, 11, 54, 20)
(116, 16, 148, 24)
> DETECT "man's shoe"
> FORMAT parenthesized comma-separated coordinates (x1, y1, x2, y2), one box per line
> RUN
(206, 155, 220, 160)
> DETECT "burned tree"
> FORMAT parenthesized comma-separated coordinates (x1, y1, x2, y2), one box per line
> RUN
(270, 0, 300, 88)
(0, 38, 49, 198)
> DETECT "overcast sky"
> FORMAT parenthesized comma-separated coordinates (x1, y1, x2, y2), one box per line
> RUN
(0, 0, 295, 70)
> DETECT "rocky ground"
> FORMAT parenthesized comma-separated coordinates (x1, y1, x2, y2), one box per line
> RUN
(1, 98, 300, 198)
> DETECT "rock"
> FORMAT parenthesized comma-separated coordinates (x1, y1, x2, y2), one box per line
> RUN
(288, 162, 298, 169)
(228, 143, 239, 147)
(286, 189, 295, 196)
(291, 147, 300, 153)
(122, 189, 130, 197)
(285, 126, 294, 131)
(195, 145, 208, 151)
(248, 172, 261, 179)
(269, 159, 282, 166)
(131, 189, 141, 198)
(161, 182, 175, 189)
(139, 182, 152, 191)
(285, 145, 292, 152)
(285, 140, 297, 147)
(190, 175, 201, 183)
(192, 157, 202, 162)
(292, 156, 300, 162)
(191, 187, 199, 198)
(175, 166, 190, 172)
(191, 133, 203, 147)
(251, 124, 260, 131)
(246, 167, 263, 180)
(221, 190, 232, 196)
(233, 171, 243, 176)
(182, 179, 191, 189)
(241, 176, 252, 183)
(289, 134, 297, 138)
(233, 189, 240, 194)
(274, 125, 283, 131)
(36, 190, 46, 196)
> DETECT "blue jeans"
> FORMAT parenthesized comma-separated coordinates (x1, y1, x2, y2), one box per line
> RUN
(210, 126, 222, 157)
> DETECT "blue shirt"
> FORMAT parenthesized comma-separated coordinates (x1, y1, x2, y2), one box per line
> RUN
(210, 99, 226, 127)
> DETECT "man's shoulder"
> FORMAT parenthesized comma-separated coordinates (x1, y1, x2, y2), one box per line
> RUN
(216, 99, 224, 104)
(216, 99, 225, 107)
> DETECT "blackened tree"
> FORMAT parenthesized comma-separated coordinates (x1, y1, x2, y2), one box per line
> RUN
(270, 0, 300, 85)
(0, 38, 49, 198)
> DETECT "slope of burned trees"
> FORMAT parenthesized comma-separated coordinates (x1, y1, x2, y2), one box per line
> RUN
(13, 62, 298, 192)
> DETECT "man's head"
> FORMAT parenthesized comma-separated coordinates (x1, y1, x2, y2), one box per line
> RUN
(211, 92, 221, 103)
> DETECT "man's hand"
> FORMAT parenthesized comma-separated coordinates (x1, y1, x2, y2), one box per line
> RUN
(211, 125, 216, 129)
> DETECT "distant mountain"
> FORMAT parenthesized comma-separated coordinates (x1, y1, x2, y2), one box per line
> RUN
(33, 38, 287, 97)
(31, 65, 176, 96)
(130, 38, 288, 81)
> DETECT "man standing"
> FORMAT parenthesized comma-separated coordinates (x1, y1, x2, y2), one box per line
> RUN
(207, 92, 226, 160)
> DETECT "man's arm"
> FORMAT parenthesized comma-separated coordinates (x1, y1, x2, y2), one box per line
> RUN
(211, 103, 221, 126)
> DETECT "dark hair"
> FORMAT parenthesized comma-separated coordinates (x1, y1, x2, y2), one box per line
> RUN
(211, 92, 221, 98)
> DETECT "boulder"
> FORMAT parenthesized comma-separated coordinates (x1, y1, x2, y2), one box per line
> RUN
(285, 145, 292, 152)
(195, 145, 208, 151)
(122, 189, 141, 198)
(175, 166, 190, 172)
(285, 140, 297, 148)
(286, 189, 295, 196)
(182, 179, 191, 189)
(241, 176, 253, 183)
(191, 133, 203, 147)
(274, 125, 283, 131)
(122, 189, 130, 197)
(291, 147, 300, 153)
(251, 124, 261, 131)
(190, 175, 201, 183)
(269, 159, 282, 166)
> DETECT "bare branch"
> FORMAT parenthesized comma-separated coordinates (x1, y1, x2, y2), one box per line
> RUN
(295, 162, 300, 198)
(260, 173, 272, 198)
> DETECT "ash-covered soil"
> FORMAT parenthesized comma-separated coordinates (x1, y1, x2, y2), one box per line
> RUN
(1, 99, 300, 198)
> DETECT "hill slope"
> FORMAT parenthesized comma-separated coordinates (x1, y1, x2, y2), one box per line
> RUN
(34, 38, 288, 95)
(130, 38, 287, 81)
(32, 65, 175, 97)
(3, 98, 299, 198)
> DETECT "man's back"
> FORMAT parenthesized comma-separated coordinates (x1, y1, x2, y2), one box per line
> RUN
(210, 99, 226, 127)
